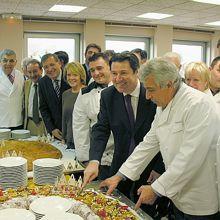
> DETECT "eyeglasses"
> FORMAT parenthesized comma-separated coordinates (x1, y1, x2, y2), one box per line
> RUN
(1, 59, 17, 64)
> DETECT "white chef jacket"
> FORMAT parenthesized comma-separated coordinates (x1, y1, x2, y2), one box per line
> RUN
(72, 84, 114, 165)
(0, 68, 24, 127)
(119, 83, 220, 215)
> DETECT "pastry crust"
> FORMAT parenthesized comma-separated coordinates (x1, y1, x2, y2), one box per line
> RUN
(0, 140, 62, 171)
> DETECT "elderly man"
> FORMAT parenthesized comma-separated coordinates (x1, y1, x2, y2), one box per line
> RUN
(83, 52, 164, 217)
(100, 58, 220, 219)
(21, 57, 32, 80)
(73, 53, 114, 179)
(209, 56, 220, 109)
(24, 59, 46, 136)
(39, 53, 70, 140)
(0, 49, 24, 129)
(83, 43, 101, 85)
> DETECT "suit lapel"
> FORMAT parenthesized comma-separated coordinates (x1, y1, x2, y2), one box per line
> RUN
(114, 90, 131, 129)
(25, 80, 32, 116)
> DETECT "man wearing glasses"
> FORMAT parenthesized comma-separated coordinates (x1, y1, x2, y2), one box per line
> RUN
(0, 49, 24, 130)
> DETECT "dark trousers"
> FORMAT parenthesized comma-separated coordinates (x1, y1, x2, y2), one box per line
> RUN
(98, 165, 111, 180)
(173, 206, 220, 220)
(8, 125, 23, 130)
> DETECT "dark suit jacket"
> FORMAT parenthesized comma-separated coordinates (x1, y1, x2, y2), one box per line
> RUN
(90, 84, 163, 176)
(83, 63, 91, 85)
(38, 74, 70, 134)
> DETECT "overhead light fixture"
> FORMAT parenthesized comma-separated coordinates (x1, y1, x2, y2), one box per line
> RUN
(49, 5, 87, 13)
(206, 21, 220, 26)
(137, 13, 173, 20)
(193, 0, 220, 5)
(1, 13, 22, 20)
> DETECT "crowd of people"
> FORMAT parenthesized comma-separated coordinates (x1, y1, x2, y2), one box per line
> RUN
(0, 42, 220, 219)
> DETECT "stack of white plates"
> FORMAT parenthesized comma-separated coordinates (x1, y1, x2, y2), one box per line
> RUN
(33, 158, 64, 185)
(0, 129, 11, 140)
(29, 196, 72, 220)
(41, 212, 83, 220)
(11, 129, 31, 139)
(0, 157, 27, 190)
(0, 208, 36, 220)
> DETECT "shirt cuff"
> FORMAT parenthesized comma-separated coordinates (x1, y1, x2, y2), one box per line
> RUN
(116, 171, 127, 181)
(89, 160, 100, 165)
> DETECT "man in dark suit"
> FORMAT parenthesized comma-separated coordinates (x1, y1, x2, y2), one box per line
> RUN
(83, 43, 101, 85)
(83, 52, 164, 217)
(39, 53, 70, 140)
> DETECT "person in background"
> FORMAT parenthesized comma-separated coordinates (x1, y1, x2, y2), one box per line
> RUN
(73, 53, 114, 179)
(21, 57, 32, 80)
(83, 43, 101, 85)
(131, 48, 148, 65)
(24, 59, 46, 136)
(62, 62, 86, 149)
(39, 53, 70, 140)
(100, 58, 220, 220)
(0, 49, 24, 130)
(54, 51, 69, 72)
(103, 50, 115, 60)
(185, 62, 212, 95)
(209, 56, 220, 109)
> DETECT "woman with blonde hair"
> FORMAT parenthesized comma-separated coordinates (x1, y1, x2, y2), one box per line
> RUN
(62, 62, 86, 149)
(185, 61, 212, 95)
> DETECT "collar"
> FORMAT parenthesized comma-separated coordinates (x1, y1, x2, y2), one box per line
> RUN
(52, 71, 62, 82)
(3, 68, 15, 77)
(123, 80, 140, 98)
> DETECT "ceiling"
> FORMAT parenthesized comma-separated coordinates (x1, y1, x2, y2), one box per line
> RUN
(1, 0, 220, 31)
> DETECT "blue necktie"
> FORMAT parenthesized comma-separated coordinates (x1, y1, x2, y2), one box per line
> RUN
(124, 95, 136, 155)
(33, 84, 40, 124)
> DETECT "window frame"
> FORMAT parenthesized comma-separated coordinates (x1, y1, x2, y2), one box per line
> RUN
(105, 35, 151, 57)
(24, 32, 80, 61)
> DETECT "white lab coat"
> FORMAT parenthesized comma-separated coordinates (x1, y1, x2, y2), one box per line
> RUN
(72, 85, 114, 165)
(0, 68, 24, 127)
(119, 83, 220, 215)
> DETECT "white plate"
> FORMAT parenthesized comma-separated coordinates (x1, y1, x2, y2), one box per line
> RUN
(0, 157, 27, 167)
(11, 129, 30, 134)
(33, 158, 63, 167)
(41, 212, 83, 220)
(30, 196, 72, 215)
(0, 208, 35, 220)
(0, 129, 11, 133)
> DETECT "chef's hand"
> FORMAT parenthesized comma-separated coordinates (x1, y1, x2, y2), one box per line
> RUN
(82, 161, 99, 188)
(147, 170, 161, 184)
(135, 185, 158, 210)
(52, 129, 62, 140)
(99, 175, 122, 195)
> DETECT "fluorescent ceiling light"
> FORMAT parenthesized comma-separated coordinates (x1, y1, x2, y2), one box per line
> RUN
(137, 13, 173, 20)
(49, 5, 86, 13)
(206, 21, 220, 26)
(193, 0, 220, 5)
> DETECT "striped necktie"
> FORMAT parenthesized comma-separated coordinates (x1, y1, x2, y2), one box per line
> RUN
(54, 79, 60, 98)
(8, 74, 14, 84)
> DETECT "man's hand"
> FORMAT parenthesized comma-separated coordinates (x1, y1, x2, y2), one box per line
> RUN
(99, 175, 122, 195)
(135, 185, 158, 210)
(147, 170, 161, 184)
(52, 129, 62, 140)
(82, 161, 99, 188)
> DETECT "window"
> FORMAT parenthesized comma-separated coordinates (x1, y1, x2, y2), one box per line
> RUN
(24, 32, 80, 62)
(105, 35, 150, 55)
(172, 40, 208, 64)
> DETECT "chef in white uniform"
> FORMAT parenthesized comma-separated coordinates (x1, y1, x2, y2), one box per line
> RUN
(99, 58, 220, 219)
(0, 49, 24, 129)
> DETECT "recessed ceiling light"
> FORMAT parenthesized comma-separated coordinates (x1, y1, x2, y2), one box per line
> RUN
(206, 21, 220, 26)
(49, 5, 87, 13)
(137, 13, 173, 20)
(193, 0, 220, 5)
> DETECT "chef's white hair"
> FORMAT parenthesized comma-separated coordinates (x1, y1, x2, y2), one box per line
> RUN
(140, 57, 182, 89)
